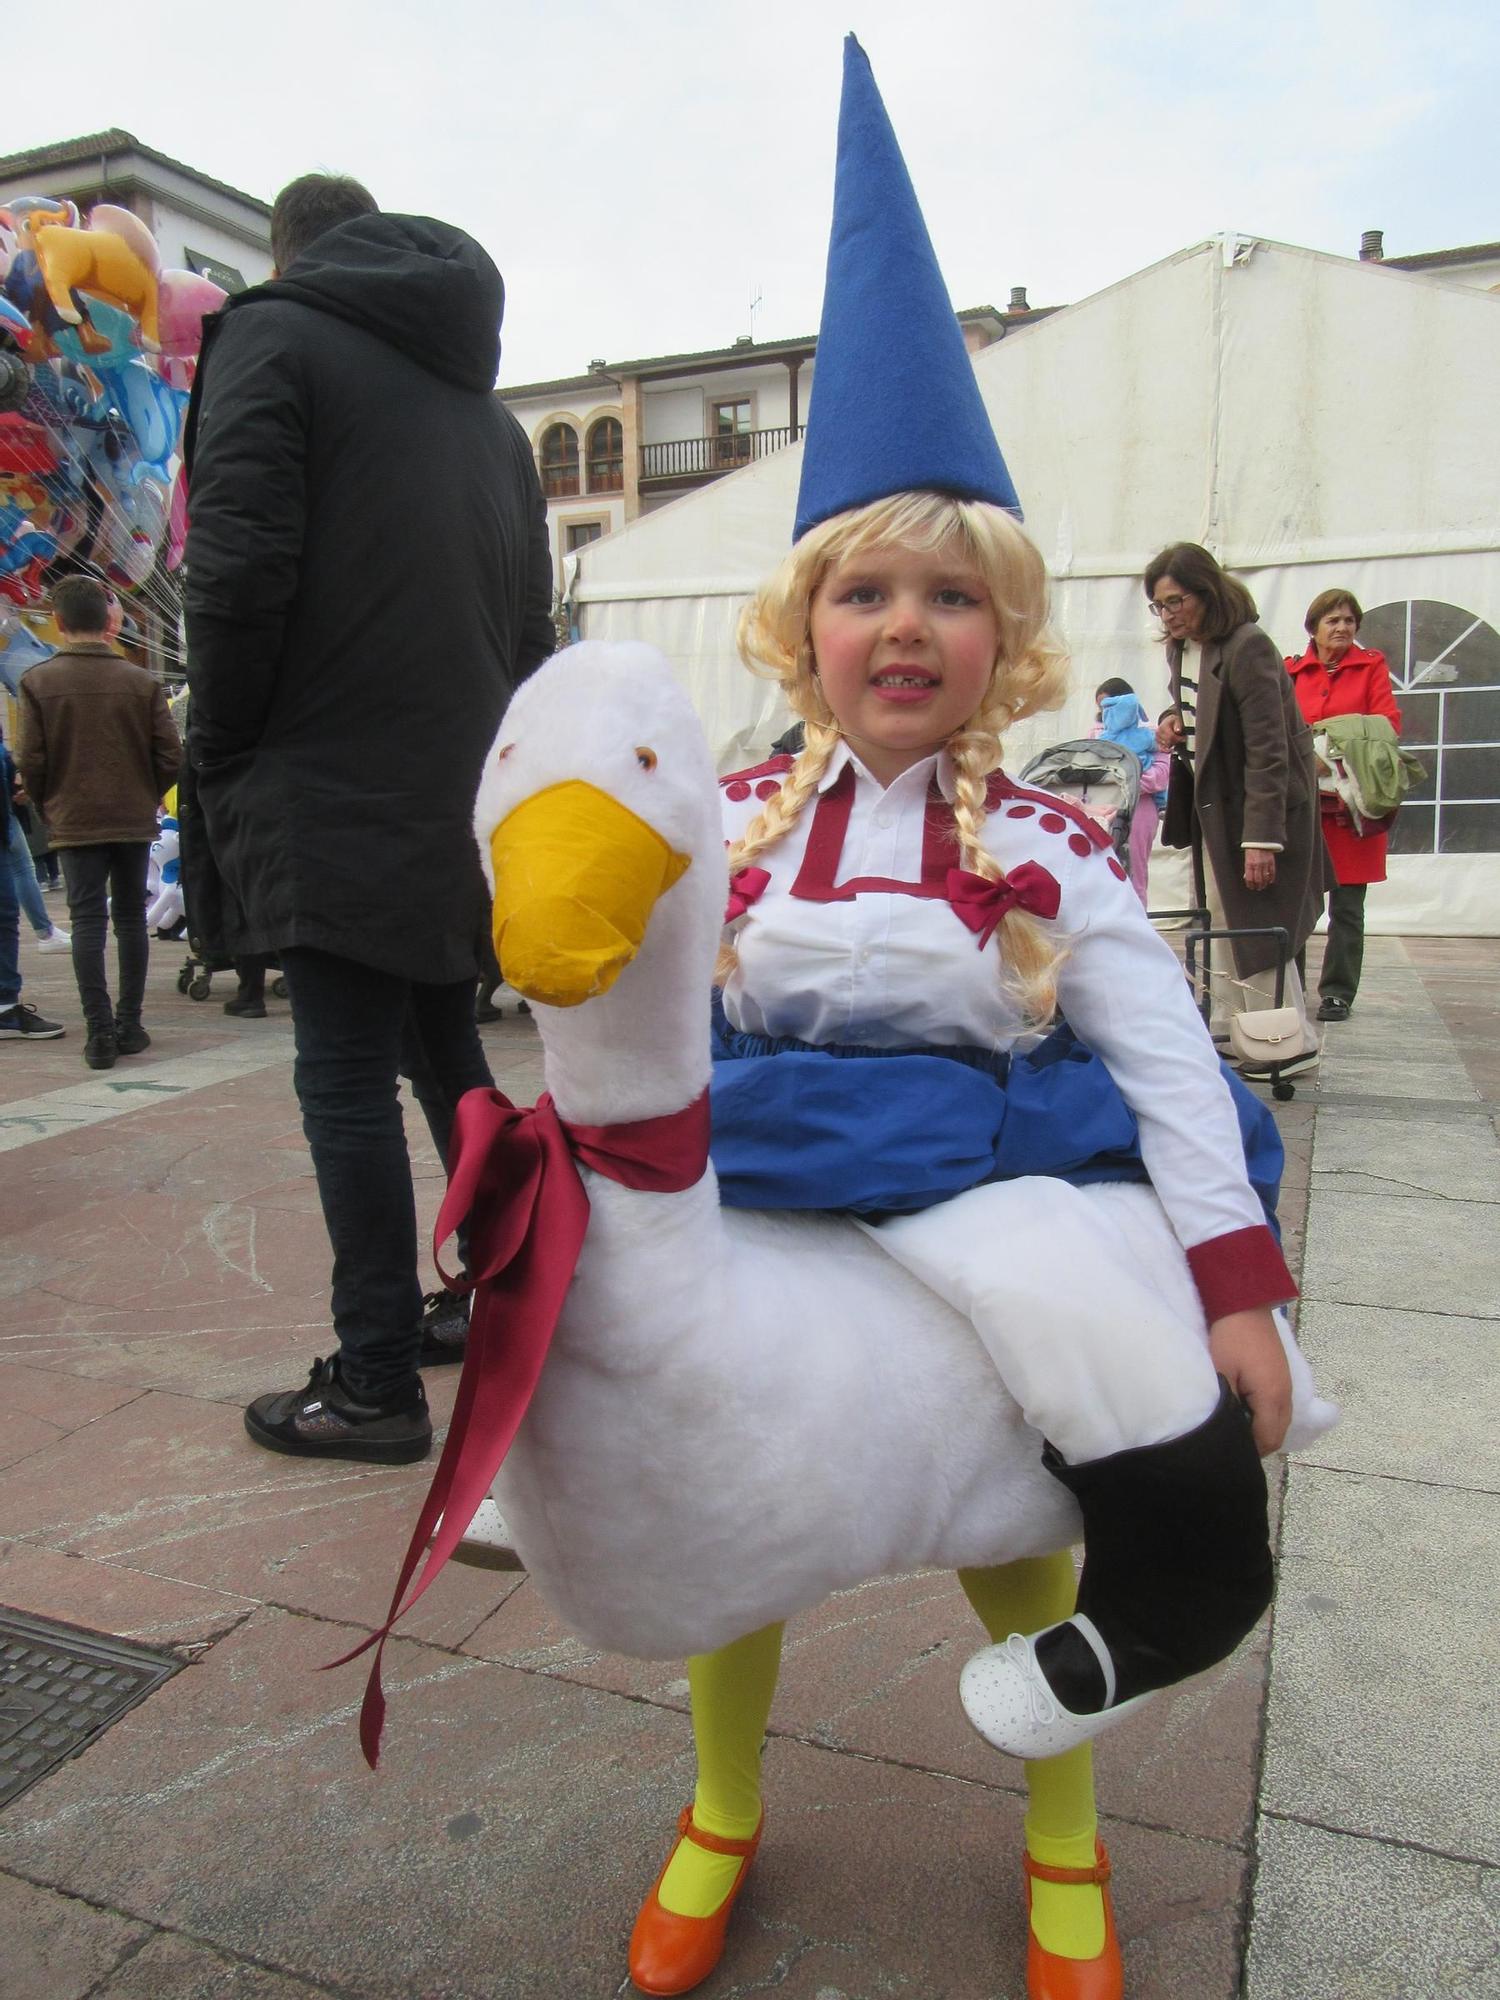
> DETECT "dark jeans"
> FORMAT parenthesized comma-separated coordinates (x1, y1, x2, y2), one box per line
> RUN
(278, 948, 494, 1402)
(1319, 883, 1368, 1005)
(61, 843, 151, 1031)
(0, 837, 19, 1008)
(234, 954, 270, 1004)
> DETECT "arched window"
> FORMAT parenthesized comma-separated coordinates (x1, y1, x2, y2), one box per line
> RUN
(1359, 598, 1500, 854)
(539, 423, 580, 499)
(586, 417, 624, 494)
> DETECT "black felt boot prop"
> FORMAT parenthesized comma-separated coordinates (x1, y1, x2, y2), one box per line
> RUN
(1039, 1375, 1274, 1708)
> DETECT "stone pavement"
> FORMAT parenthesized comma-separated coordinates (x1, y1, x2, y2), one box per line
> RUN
(0, 928, 1495, 1999)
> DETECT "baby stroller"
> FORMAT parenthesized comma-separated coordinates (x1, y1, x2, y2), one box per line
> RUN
(1018, 739, 1142, 867)
(173, 733, 284, 1004)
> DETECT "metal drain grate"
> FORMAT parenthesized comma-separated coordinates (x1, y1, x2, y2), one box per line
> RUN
(0, 1608, 180, 1810)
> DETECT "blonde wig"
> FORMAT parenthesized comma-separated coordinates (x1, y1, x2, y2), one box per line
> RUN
(723, 492, 1071, 1022)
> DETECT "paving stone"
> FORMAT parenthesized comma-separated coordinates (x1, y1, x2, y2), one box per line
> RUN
(1293, 1302, 1500, 1491)
(0, 1871, 149, 2000)
(2, 1307, 343, 1402)
(0, 1605, 1247, 2000)
(1, 1188, 330, 1320)
(1305, 1054, 1477, 1103)
(1298, 1191, 1499, 1317)
(1265, 1467, 1500, 1863)
(1309, 1108, 1500, 1203)
(0, 1390, 521, 1647)
(0, 1543, 258, 1651)
(88, 1932, 332, 1999)
(1245, 1817, 1500, 2000)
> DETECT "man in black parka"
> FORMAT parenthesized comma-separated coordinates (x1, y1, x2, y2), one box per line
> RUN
(185, 174, 553, 1465)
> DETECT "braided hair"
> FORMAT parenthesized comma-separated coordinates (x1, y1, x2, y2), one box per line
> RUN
(722, 492, 1070, 1021)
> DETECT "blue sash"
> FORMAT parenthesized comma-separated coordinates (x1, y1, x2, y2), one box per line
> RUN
(708, 997, 1283, 1230)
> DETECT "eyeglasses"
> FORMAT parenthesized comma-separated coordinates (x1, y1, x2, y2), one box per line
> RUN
(1149, 594, 1191, 618)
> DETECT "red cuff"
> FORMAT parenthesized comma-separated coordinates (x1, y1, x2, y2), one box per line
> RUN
(1186, 1225, 1298, 1323)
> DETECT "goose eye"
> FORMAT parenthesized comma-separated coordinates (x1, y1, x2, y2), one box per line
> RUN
(635, 746, 658, 772)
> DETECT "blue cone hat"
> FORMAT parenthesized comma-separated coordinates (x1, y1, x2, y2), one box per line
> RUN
(793, 34, 1021, 542)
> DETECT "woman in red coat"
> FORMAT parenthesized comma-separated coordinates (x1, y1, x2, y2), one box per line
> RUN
(1286, 589, 1401, 1021)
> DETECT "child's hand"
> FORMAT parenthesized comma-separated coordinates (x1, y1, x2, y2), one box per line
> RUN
(1208, 1308, 1292, 1455)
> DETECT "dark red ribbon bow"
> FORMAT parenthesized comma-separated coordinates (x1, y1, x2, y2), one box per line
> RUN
(724, 865, 770, 923)
(946, 861, 1062, 946)
(327, 1084, 710, 1768)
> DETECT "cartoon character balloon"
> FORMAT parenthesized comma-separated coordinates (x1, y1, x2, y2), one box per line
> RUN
(0, 195, 226, 630)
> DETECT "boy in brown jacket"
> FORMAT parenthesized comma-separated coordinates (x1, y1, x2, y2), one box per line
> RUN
(16, 576, 181, 1069)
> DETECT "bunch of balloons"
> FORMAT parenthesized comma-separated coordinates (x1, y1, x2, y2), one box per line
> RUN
(0, 194, 225, 638)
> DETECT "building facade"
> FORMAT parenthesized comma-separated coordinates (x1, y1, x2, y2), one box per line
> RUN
(500, 307, 1020, 584)
(1359, 229, 1500, 293)
(0, 129, 272, 293)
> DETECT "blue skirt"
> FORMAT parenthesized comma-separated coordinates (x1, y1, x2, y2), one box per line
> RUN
(708, 997, 1283, 1230)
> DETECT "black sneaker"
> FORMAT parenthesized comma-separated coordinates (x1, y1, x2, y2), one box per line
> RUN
(224, 996, 267, 1018)
(1316, 996, 1351, 1022)
(84, 1028, 118, 1069)
(417, 1290, 470, 1366)
(243, 1355, 432, 1463)
(114, 1022, 151, 1055)
(0, 1002, 65, 1040)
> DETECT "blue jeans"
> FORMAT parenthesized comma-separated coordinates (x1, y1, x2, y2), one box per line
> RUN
(0, 834, 19, 1008)
(278, 948, 494, 1402)
(5, 814, 50, 937)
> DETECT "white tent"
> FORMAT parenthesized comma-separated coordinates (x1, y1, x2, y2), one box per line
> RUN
(574, 238, 1500, 933)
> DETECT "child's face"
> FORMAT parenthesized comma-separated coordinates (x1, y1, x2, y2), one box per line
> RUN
(808, 539, 999, 786)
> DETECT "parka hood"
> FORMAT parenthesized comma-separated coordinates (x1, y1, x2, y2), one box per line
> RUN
(246, 213, 504, 391)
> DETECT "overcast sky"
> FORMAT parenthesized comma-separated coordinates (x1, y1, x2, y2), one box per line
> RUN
(8, 0, 1497, 385)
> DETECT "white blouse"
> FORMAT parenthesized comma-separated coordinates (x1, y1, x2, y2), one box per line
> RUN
(719, 741, 1292, 1319)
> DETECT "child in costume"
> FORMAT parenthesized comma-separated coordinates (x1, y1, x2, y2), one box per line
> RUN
(626, 37, 1333, 2000)
(1089, 678, 1170, 900)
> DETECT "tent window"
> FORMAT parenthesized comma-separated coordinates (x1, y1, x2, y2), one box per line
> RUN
(586, 418, 623, 493)
(1360, 599, 1500, 855)
(540, 423, 580, 498)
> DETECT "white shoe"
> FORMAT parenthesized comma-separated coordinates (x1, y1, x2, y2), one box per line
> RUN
(448, 1496, 525, 1572)
(959, 1617, 1153, 1760)
(36, 928, 72, 952)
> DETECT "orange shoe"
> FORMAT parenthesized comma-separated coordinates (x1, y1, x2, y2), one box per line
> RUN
(1023, 1839, 1123, 2000)
(628, 1804, 763, 1996)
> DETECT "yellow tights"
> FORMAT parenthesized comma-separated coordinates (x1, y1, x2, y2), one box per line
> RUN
(658, 1553, 1104, 1961)
(959, 1554, 1105, 1960)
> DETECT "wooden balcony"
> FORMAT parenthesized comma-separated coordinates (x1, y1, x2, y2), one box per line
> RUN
(639, 426, 797, 486)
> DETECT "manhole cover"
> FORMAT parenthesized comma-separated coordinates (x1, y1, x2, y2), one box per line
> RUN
(0, 1608, 179, 1810)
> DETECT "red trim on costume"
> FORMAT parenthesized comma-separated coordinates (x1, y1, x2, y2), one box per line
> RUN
(1186, 1225, 1298, 1323)
(328, 1086, 711, 1768)
(789, 762, 956, 902)
(988, 771, 1114, 850)
(720, 754, 796, 793)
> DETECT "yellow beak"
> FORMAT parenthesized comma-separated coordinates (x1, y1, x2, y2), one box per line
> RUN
(488, 780, 690, 1008)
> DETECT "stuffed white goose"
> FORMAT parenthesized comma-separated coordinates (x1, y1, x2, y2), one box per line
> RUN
(465, 639, 1077, 1661)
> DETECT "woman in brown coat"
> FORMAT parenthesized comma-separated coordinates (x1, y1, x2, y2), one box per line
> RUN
(1144, 544, 1323, 1077)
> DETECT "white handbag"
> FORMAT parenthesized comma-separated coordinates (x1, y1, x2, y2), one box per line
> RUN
(1228, 1006, 1304, 1068)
